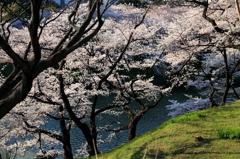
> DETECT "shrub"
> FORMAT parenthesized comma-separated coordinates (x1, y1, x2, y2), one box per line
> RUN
(217, 128, 240, 139)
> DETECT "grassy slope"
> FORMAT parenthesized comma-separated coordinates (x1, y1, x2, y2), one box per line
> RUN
(88, 100, 240, 159)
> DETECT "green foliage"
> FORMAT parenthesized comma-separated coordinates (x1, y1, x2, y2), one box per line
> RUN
(150, 0, 164, 5)
(0, 1, 30, 22)
(0, 0, 60, 22)
(117, 0, 149, 8)
(217, 128, 240, 139)
(44, 0, 60, 11)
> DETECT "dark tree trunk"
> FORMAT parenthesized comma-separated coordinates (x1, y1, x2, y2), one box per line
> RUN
(89, 0, 93, 11)
(209, 80, 218, 107)
(80, 123, 99, 156)
(0, 0, 103, 120)
(127, 116, 141, 141)
(88, 95, 100, 156)
(127, 123, 137, 141)
(123, 96, 162, 141)
(0, 8, 2, 23)
(59, 105, 73, 159)
(62, 138, 73, 159)
(221, 49, 231, 105)
(58, 72, 99, 157)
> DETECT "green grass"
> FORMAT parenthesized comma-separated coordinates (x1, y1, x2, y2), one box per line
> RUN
(217, 127, 240, 139)
(84, 100, 240, 159)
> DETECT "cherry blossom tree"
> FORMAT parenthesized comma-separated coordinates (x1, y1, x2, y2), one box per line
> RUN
(0, 0, 113, 158)
(0, 3, 167, 158)
(33, 5, 164, 157)
(0, 0, 107, 120)
(2, 0, 240, 158)
(0, 3, 197, 158)
(165, 0, 240, 117)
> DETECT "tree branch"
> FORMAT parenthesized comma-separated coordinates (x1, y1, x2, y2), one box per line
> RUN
(189, 0, 226, 33)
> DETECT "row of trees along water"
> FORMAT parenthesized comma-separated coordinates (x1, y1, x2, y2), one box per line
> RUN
(1, 0, 240, 158)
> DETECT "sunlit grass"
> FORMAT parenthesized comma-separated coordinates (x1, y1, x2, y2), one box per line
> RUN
(84, 100, 240, 159)
(217, 127, 240, 139)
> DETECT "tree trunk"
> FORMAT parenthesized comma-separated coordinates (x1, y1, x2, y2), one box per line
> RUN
(0, 8, 2, 23)
(209, 85, 218, 107)
(62, 138, 73, 159)
(58, 72, 98, 157)
(84, 133, 99, 156)
(127, 117, 141, 141)
(221, 49, 231, 106)
(89, 117, 99, 156)
(127, 123, 137, 141)
(0, 0, 103, 120)
(89, 0, 93, 11)
(235, 0, 240, 21)
(59, 105, 73, 159)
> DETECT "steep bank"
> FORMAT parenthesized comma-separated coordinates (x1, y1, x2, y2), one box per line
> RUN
(86, 100, 240, 159)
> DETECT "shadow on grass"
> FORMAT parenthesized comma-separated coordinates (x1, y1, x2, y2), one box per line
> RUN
(169, 137, 240, 157)
(130, 143, 148, 159)
(129, 143, 166, 159)
(173, 138, 215, 155)
(129, 138, 225, 159)
(186, 129, 215, 134)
